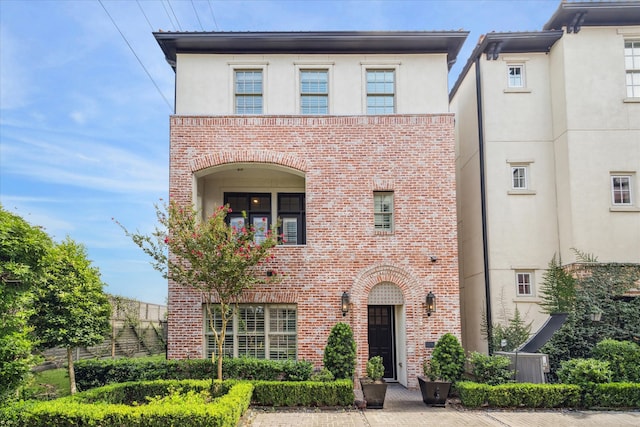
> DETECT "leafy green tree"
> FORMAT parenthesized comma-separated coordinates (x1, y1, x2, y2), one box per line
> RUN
(539, 254, 576, 314)
(323, 322, 356, 379)
(31, 238, 111, 394)
(118, 201, 279, 380)
(492, 307, 532, 351)
(0, 206, 52, 399)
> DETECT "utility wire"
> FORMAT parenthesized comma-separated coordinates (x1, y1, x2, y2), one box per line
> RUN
(207, 0, 219, 30)
(136, 0, 155, 32)
(166, 0, 182, 31)
(161, 0, 177, 31)
(191, 0, 204, 31)
(98, 0, 173, 112)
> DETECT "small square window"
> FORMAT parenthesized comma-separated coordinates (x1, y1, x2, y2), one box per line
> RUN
(508, 65, 525, 88)
(511, 166, 528, 190)
(611, 175, 632, 205)
(374, 192, 393, 232)
(516, 272, 533, 296)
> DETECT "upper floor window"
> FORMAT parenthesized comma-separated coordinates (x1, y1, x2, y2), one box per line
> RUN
(516, 272, 533, 296)
(367, 70, 395, 114)
(235, 70, 263, 114)
(374, 191, 394, 232)
(625, 40, 640, 98)
(300, 70, 328, 114)
(507, 64, 525, 88)
(611, 175, 632, 205)
(511, 166, 528, 190)
(278, 193, 306, 245)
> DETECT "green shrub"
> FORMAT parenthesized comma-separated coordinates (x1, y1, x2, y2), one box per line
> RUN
(310, 368, 334, 382)
(251, 379, 353, 407)
(365, 356, 385, 381)
(588, 382, 640, 408)
(425, 333, 465, 383)
(75, 357, 313, 390)
(323, 323, 356, 380)
(557, 358, 612, 388)
(458, 382, 580, 409)
(457, 381, 489, 408)
(591, 339, 640, 383)
(468, 352, 513, 385)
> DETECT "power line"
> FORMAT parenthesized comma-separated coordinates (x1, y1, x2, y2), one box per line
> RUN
(161, 0, 177, 31)
(166, 0, 182, 31)
(191, 0, 204, 31)
(136, 0, 155, 32)
(207, 0, 219, 30)
(98, 0, 173, 112)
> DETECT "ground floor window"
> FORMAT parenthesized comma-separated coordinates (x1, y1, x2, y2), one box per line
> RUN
(205, 304, 297, 360)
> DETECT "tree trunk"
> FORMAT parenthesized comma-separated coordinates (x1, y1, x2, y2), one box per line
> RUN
(67, 347, 77, 395)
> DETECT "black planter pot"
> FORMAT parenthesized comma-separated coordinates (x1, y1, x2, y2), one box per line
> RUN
(359, 379, 388, 409)
(417, 376, 451, 407)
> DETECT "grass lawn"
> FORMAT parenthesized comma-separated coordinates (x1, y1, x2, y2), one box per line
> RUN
(29, 368, 70, 399)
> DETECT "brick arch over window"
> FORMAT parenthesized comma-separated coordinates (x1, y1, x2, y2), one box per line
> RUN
(189, 150, 309, 174)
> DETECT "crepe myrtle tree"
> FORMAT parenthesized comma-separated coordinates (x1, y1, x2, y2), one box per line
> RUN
(118, 201, 280, 380)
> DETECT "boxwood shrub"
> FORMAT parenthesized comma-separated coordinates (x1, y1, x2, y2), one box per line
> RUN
(585, 382, 640, 409)
(2, 379, 252, 427)
(75, 357, 313, 390)
(458, 382, 580, 408)
(251, 379, 354, 407)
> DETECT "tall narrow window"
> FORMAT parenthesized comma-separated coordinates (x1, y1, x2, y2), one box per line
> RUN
(511, 166, 528, 189)
(278, 193, 305, 245)
(611, 175, 632, 205)
(367, 70, 395, 114)
(300, 70, 328, 114)
(235, 70, 263, 114)
(516, 272, 533, 296)
(508, 64, 525, 88)
(625, 40, 640, 98)
(374, 192, 394, 232)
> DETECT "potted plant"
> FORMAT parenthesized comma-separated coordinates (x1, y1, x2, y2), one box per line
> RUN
(418, 333, 465, 407)
(359, 355, 387, 409)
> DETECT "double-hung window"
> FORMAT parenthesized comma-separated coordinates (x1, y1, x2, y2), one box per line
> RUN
(235, 70, 263, 114)
(625, 40, 640, 98)
(205, 304, 297, 360)
(511, 166, 528, 190)
(374, 191, 394, 232)
(516, 272, 533, 296)
(300, 70, 328, 114)
(366, 70, 395, 114)
(611, 175, 632, 205)
(507, 64, 525, 88)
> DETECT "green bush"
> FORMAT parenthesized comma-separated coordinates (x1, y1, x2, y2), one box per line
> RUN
(468, 352, 513, 385)
(588, 382, 640, 408)
(425, 333, 465, 383)
(365, 356, 385, 381)
(457, 382, 580, 408)
(310, 368, 334, 382)
(2, 380, 252, 427)
(251, 379, 353, 407)
(323, 323, 356, 380)
(75, 357, 313, 390)
(591, 339, 640, 383)
(557, 358, 612, 388)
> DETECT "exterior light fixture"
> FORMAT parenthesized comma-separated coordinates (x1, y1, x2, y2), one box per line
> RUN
(426, 291, 436, 317)
(589, 311, 602, 322)
(341, 291, 350, 316)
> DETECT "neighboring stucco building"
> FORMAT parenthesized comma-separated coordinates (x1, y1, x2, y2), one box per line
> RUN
(450, 1, 640, 353)
(155, 31, 467, 387)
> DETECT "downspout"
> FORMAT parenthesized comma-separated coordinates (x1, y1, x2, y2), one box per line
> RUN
(475, 57, 493, 354)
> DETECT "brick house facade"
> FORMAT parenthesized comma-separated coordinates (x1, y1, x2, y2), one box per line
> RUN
(155, 32, 467, 388)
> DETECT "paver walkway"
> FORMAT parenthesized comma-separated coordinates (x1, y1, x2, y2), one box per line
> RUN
(241, 383, 640, 427)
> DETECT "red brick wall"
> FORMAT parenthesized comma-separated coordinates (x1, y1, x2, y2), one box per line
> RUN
(168, 115, 460, 387)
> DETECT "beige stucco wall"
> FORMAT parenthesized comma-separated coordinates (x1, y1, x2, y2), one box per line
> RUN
(175, 53, 450, 115)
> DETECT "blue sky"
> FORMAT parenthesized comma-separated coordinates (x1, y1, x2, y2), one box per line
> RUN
(0, 0, 560, 305)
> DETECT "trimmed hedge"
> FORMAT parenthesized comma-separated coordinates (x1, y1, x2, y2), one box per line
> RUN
(458, 382, 580, 408)
(75, 357, 313, 390)
(1, 380, 252, 427)
(586, 382, 640, 409)
(251, 379, 354, 406)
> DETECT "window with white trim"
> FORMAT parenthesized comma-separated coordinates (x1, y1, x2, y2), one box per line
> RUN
(508, 64, 525, 88)
(205, 304, 297, 360)
(625, 40, 640, 98)
(374, 191, 394, 232)
(235, 70, 263, 114)
(300, 70, 328, 114)
(366, 70, 395, 114)
(511, 166, 528, 190)
(611, 175, 632, 205)
(516, 272, 533, 296)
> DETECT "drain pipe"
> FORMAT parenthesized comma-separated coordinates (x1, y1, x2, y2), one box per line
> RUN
(475, 57, 493, 354)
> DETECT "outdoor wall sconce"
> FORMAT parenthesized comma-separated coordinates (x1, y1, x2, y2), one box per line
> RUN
(341, 291, 350, 316)
(426, 291, 436, 317)
(589, 311, 602, 322)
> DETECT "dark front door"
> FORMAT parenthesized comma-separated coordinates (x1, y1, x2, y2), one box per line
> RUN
(368, 305, 396, 380)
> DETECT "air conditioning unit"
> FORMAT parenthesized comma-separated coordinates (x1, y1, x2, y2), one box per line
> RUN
(494, 351, 550, 383)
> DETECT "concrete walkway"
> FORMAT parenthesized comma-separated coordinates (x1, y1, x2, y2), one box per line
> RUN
(241, 383, 640, 427)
